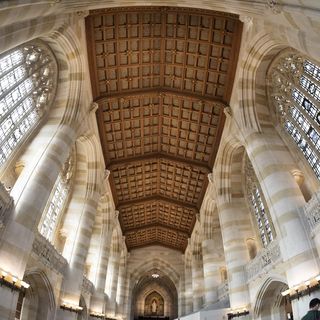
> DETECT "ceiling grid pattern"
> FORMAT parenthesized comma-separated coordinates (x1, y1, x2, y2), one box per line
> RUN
(86, 7, 242, 251)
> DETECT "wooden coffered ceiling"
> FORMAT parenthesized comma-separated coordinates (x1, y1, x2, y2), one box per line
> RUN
(86, 6, 242, 252)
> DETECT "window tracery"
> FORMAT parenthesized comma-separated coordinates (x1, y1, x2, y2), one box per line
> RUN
(39, 153, 74, 242)
(269, 50, 320, 179)
(245, 157, 275, 247)
(0, 41, 57, 166)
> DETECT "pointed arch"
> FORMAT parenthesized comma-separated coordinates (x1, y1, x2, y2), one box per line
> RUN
(19, 269, 56, 320)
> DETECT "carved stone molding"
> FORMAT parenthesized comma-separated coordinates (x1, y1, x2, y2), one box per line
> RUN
(104, 169, 110, 181)
(217, 280, 229, 301)
(223, 107, 232, 119)
(266, 0, 282, 14)
(0, 182, 13, 229)
(239, 15, 253, 25)
(302, 189, 320, 233)
(208, 173, 214, 185)
(81, 275, 94, 295)
(245, 239, 282, 281)
(269, 51, 304, 123)
(32, 232, 68, 274)
(90, 102, 99, 113)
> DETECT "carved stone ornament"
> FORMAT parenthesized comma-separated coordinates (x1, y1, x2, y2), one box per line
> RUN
(266, 0, 282, 14)
(217, 281, 229, 301)
(223, 106, 232, 118)
(81, 275, 94, 294)
(239, 16, 253, 25)
(61, 153, 74, 185)
(269, 51, 304, 123)
(32, 232, 68, 274)
(104, 169, 110, 181)
(302, 189, 320, 231)
(0, 182, 14, 229)
(208, 173, 214, 184)
(245, 239, 281, 281)
(90, 102, 99, 113)
(76, 10, 89, 18)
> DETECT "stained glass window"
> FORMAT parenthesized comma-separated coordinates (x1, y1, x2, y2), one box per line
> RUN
(40, 174, 68, 241)
(270, 52, 320, 179)
(0, 42, 57, 166)
(245, 157, 275, 247)
(39, 154, 74, 242)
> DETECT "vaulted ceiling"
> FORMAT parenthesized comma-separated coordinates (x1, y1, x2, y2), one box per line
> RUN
(86, 6, 242, 252)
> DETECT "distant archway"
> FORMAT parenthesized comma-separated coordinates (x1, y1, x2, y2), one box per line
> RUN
(16, 270, 55, 320)
(254, 278, 292, 320)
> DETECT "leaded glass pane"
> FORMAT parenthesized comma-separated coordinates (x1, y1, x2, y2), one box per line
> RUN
(245, 158, 275, 247)
(0, 42, 57, 166)
(40, 175, 68, 241)
(39, 154, 74, 243)
(270, 51, 320, 180)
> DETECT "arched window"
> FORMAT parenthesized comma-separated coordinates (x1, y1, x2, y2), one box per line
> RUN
(39, 153, 74, 242)
(245, 157, 275, 248)
(0, 41, 57, 166)
(269, 50, 320, 179)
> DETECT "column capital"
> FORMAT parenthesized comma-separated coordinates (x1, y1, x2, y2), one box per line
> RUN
(76, 10, 90, 18)
(239, 15, 253, 24)
(104, 169, 110, 181)
(223, 106, 232, 119)
(90, 102, 99, 114)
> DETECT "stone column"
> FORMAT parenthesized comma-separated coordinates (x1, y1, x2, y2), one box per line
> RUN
(55, 154, 100, 319)
(191, 252, 204, 311)
(216, 196, 250, 310)
(184, 257, 193, 314)
(116, 251, 128, 318)
(106, 252, 121, 316)
(245, 131, 319, 317)
(178, 269, 186, 317)
(0, 125, 76, 320)
(88, 194, 115, 316)
(202, 238, 220, 306)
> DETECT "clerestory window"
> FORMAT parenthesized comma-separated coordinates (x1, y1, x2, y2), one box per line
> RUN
(269, 51, 320, 179)
(245, 157, 275, 247)
(0, 41, 57, 166)
(39, 154, 74, 242)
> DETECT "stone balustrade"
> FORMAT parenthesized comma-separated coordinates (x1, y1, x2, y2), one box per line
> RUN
(217, 280, 228, 301)
(32, 232, 68, 274)
(0, 182, 13, 229)
(245, 239, 281, 281)
(302, 189, 320, 231)
(82, 275, 94, 294)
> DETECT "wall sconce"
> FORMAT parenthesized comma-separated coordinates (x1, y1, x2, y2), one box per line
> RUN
(60, 302, 83, 313)
(0, 269, 30, 294)
(90, 311, 106, 319)
(227, 309, 249, 319)
(281, 275, 320, 302)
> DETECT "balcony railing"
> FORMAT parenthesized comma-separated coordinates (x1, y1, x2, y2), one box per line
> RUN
(32, 232, 68, 274)
(245, 239, 281, 281)
(302, 189, 320, 232)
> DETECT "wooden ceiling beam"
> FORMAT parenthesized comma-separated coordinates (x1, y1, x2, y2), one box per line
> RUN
(96, 87, 227, 106)
(126, 240, 186, 253)
(117, 195, 198, 211)
(124, 223, 191, 237)
(107, 152, 211, 172)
